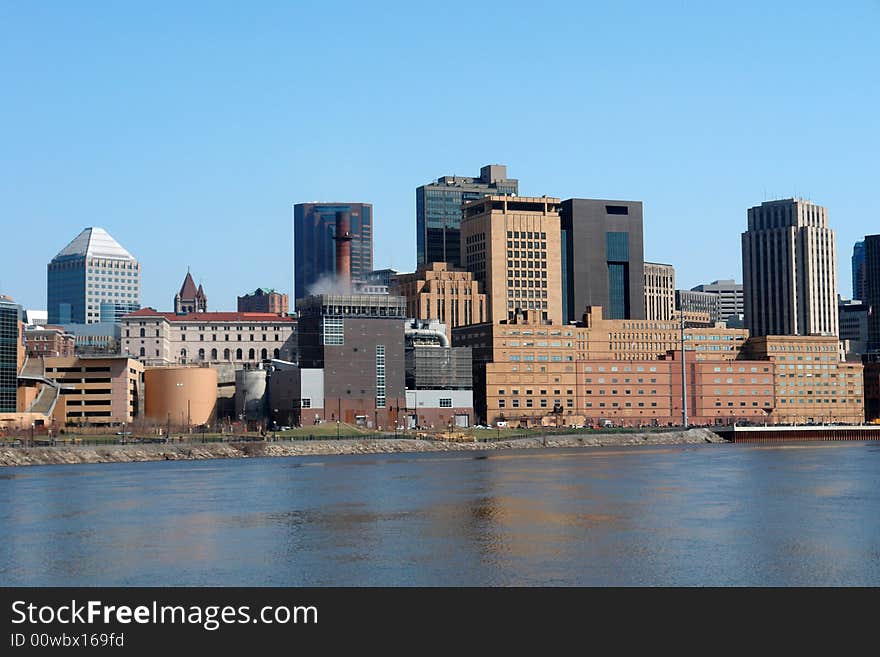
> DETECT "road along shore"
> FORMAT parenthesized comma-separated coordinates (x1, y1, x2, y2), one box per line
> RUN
(0, 428, 725, 468)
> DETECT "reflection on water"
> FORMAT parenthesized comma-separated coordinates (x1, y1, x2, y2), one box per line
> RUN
(1, 442, 880, 586)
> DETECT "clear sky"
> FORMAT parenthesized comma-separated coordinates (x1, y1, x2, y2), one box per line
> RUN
(1, 1, 878, 312)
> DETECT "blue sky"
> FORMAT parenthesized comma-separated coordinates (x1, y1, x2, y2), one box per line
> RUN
(1, 1, 878, 312)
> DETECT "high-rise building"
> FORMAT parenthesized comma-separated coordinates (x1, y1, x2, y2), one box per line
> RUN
(47, 227, 140, 325)
(293, 203, 373, 301)
(853, 240, 866, 301)
(676, 289, 722, 327)
(416, 164, 518, 268)
(237, 288, 289, 315)
(742, 199, 838, 337)
(174, 271, 207, 314)
(391, 263, 487, 343)
(690, 279, 743, 322)
(560, 199, 646, 322)
(644, 262, 675, 321)
(865, 235, 880, 351)
(0, 295, 22, 413)
(460, 195, 562, 324)
(838, 298, 868, 356)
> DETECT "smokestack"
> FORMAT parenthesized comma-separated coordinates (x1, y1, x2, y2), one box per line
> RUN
(333, 210, 353, 291)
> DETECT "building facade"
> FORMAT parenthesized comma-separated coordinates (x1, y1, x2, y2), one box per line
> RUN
(839, 299, 868, 356)
(120, 309, 296, 367)
(237, 288, 289, 315)
(454, 308, 862, 427)
(174, 271, 207, 314)
(24, 325, 75, 358)
(42, 356, 143, 426)
(742, 199, 838, 337)
(391, 262, 487, 343)
(295, 294, 406, 428)
(47, 227, 140, 325)
(691, 279, 744, 322)
(742, 336, 863, 424)
(676, 289, 722, 326)
(865, 235, 880, 351)
(293, 203, 373, 301)
(417, 164, 518, 268)
(560, 198, 646, 322)
(0, 296, 22, 413)
(460, 195, 563, 324)
(644, 262, 675, 321)
(853, 240, 866, 301)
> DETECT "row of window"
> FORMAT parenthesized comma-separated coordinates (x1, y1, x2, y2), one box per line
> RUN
(506, 231, 546, 239)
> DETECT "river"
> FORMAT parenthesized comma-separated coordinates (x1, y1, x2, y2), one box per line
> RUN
(2, 442, 879, 586)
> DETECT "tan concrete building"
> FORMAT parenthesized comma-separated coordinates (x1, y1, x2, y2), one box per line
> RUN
(144, 366, 218, 428)
(742, 335, 863, 424)
(42, 356, 143, 426)
(121, 309, 296, 367)
(742, 199, 839, 337)
(460, 195, 562, 324)
(644, 262, 675, 321)
(454, 307, 752, 425)
(391, 262, 487, 342)
(455, 303, 866, 427)
(578, 306, 748, 362)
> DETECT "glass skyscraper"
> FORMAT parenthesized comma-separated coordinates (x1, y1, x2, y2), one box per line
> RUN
(293, 203, 373, 302)
(853, 240, 866, 301)
(416, 164, 518, 268)
(47, 227, 140, 325)
(0, 296, 22, 413)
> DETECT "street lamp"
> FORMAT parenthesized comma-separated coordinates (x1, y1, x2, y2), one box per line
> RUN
(175, 381, 184, 434)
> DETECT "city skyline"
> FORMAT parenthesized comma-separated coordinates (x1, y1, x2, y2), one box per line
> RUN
(1, 3, 877, 311)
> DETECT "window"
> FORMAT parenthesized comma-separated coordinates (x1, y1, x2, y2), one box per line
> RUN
(321, 317, 347, 346)
(376, 345, 386, 408)
(248, 348, 255, 360)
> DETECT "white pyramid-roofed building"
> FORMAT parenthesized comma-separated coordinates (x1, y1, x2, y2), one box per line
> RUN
(48, 227, 141, 325)
(54, 227, 136, 261)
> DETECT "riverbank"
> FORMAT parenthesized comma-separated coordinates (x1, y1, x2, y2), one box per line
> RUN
(0, 428, 725, 467)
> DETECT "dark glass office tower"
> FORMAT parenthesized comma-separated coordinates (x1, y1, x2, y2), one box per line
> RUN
(0, 296, 21, 413)
(865, 235, 880, 351)
(416, 164, 518, 268)
(560, 199, 645, 322)
(293, 203, 373, 301)
(853, 240, 866, 301)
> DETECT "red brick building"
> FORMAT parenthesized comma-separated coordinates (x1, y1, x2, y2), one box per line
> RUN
(24, 325, 75, 358)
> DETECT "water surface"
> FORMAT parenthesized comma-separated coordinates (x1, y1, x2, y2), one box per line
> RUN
(1, 442, 879, 585)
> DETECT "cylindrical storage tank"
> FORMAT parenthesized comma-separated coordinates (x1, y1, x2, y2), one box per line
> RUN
(145, 366, 218, 427)
(235, 368, 267, 420)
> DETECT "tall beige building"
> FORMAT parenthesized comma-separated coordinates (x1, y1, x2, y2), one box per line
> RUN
(644, 262, 675, 321)
(460, 195, 562, 324)
(742, 199, 838, 337)
(391, 262, 486, 342)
